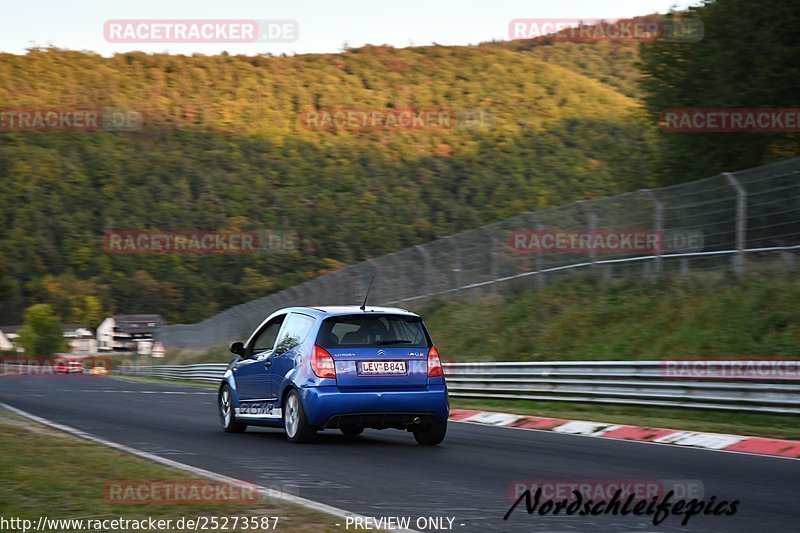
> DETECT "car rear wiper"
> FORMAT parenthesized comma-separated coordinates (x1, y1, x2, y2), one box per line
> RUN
(377, 340, 414, 345)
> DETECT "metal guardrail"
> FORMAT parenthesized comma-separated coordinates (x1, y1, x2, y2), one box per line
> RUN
(119, 363, 226, 383)
(117, 361, 800, 415)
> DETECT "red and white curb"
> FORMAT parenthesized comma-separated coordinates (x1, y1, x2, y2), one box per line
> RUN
(449, 408, 800, 460)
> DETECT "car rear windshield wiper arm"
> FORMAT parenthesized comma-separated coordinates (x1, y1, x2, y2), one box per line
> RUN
(377, 340, 414, 345)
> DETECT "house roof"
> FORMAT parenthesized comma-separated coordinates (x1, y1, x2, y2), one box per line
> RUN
(63, 324, 94, 338)
(0, 325, 22, 334)
(112, 314, 164, 333)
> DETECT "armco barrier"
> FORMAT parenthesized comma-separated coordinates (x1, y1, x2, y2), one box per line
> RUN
(117, 360, 800, 415)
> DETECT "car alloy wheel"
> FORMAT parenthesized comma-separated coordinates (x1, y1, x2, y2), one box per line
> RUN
(285, 393, 299, 438)
(219, 385, 246, 433)
(283, 390, 316, 443)
(220, 388, 232, 427)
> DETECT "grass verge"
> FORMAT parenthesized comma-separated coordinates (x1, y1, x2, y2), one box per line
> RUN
(422, 271, 800, 360)
(0, 406, 341, 531)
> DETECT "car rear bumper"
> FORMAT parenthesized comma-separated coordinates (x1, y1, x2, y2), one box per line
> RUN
(324, 412, 439, 430)
(299, 384, 449, 427)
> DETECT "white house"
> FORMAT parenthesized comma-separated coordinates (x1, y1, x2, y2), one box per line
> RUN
(96, 317, 115, 351)
(97, 314, 164, 352)
(0, 329, 13, 351)
(63, 325, 97, 354)
(0, 326, 22, 352)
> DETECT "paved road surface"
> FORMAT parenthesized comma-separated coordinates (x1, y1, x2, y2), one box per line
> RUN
(1, 375, 797, 532)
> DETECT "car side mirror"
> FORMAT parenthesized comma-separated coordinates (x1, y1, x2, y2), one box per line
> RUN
(230, 342, 245, 356)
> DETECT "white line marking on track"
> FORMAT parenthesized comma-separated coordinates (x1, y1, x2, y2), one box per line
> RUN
(72, 389, 214, 395)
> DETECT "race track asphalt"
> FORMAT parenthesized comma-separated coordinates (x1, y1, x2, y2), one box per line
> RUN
(1, 375, 797, 532)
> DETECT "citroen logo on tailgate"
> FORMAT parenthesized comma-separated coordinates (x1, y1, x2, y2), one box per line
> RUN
(377, 349, 387, 356)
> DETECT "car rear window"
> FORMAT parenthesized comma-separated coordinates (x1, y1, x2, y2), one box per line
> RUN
(317, 314, 429, 348)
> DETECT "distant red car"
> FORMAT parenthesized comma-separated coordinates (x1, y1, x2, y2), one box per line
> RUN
(55, 361, 84, 374)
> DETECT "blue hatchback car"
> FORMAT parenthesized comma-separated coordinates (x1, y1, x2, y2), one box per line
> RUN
(219, 306, 449, 444)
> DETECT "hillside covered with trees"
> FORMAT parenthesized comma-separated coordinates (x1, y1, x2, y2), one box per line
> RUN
(2, 0, 797, 327)
(0, 44, 656, 324)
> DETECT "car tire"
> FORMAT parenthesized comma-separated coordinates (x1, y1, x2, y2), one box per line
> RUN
(219, 384, 247, 433)
(340, 425, 364, 437)
(413, 420, 447, 445)
(283, 389, 317, 444)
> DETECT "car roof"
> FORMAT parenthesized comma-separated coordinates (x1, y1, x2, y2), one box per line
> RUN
(247, 306, 422, 342)
(289, 306, 419, 318)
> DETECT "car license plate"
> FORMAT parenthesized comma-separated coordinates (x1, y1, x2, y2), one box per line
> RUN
(358, 360, 407, 375)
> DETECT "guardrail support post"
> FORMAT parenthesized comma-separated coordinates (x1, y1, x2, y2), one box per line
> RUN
(724, 173, 747, 276)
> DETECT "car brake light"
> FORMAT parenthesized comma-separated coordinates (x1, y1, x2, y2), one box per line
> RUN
(312, 345, 336, 379)
(427, 345, 443, 377)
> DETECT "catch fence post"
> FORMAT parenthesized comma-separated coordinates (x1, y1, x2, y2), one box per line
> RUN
(724, 173, 747, 276)
(415, 244, 432, 304)
(643, 189, 663, 274)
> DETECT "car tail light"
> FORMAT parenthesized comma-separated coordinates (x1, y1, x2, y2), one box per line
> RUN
(312, 345, 336, 379)
(427, 345, 443, 377)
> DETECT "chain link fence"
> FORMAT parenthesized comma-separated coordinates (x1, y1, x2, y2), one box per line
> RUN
(159, 158, 800, 351)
